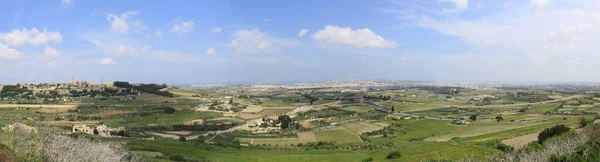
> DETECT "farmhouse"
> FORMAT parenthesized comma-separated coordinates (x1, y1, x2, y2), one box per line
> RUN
(72, 124, 125, 137)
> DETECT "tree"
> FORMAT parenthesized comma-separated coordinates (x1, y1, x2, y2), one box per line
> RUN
(496, 116, 503, 123)
(538, 124, 569, 144)
(278, 115, 292, 129)
(163, 107, 176, 114)
(386, 151, 402, 159)
(469, 115, 477, 121)
(229, 98, 234, 104)
(179, 136, 187, 142)
(391, 106, 395, 113)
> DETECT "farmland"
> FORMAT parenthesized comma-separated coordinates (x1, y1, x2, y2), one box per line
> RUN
(1, 81, 600, 161)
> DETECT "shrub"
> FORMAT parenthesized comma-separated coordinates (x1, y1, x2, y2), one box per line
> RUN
(362, 157, 374, 162)
(524, 141, 542, 152)
(169, 154, 186, 161)
(386, 151, 402, 159)
(579, 117, 594, 128)
(163, 107, 176, 114)
(476, 139, 514, 152)
(538, 124, 570, 144)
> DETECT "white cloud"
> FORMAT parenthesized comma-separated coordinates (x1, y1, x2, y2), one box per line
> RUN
(100, 58, 118, 65)
(61, 0, 74, 7)
(0, 43, 21, 60)
(171, 21, 194, 36)
(0, 28, 62, 47)
(264, 18, 272, 22)
(530, 0, 551, 12)
(213, 27, 223, 33)
(230, 29, 296, 54)
(82, 32, 150, 56)
(43, 46, 62, 58)
(105, 11, 139, 34)
(442, 0, 468, 13)
(298, 29, 309, 38)
(205, 47, 216, 55)
(312, 26, 396, 48)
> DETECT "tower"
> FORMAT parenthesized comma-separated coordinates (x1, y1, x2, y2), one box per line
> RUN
(70, 76, 74, 85)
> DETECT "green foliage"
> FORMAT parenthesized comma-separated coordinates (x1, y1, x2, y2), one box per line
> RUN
(549, 141, 600, 162)
(169, 154, 186, 161)
(579, 117, 594, 128)
(538, 124, 570, 144)
(476, 139, 514, 152)
(295, 108, 354, 120)
(362, 157, 374, 162)
(386, 150, 402, 159)
(469, 114, 477, 121)
(163, 107, 176, 114)
(524, 141, 542, 152)
(278, 115, 292, 129)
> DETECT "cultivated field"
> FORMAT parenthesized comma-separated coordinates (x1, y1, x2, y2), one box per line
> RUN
(313, 127, 363, 143)
(501, 132, 539, 149)
(341, 122, 383, 134)
(425, 121, 547, 142)
(259, 108, 294, 116)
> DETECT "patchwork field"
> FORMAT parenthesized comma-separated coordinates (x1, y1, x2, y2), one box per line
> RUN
(259, 108, 294, 116)
(342, 106, 373, 113)
(341, 122, 383, 134)
(240, 132, 316, 145)
(313, 127, 363, 143)
(425, 121, 547, 142)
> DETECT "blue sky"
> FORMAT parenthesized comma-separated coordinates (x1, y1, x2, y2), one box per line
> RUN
(1, 0, 600, 84)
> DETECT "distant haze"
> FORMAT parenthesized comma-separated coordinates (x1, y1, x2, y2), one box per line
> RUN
(2, 0, 600, 84)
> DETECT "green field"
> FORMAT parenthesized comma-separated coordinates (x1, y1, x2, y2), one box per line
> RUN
(126, 138, 498, 162)
(450, 117, 581, 143)
(101, 111, 222, 127)
(341, 106, 373, 113)
(376, 119, 458, 144)
(313, 128, 363, 144)
(130, 151, 163, 158)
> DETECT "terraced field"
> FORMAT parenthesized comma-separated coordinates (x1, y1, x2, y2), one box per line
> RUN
(313, 127, 363, 143)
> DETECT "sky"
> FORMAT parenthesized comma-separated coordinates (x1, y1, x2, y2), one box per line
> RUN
(1, 0, 600, 84)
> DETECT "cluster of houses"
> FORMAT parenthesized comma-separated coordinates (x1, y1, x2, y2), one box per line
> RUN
(72, 124, 125, 137)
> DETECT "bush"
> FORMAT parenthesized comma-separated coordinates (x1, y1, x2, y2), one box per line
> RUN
(579, 117, 594, 128)
(476, 139, 514, 152)
(524, 141, 542, 152)
(538, 124, 570, 144)
(386, 151, 402, 159)
(362, 157, 374, 162)
(163, 107, 176, 114)
(169, 154, 186, 161)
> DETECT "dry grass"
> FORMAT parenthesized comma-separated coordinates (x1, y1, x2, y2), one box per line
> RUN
(501, 132, 539, 149)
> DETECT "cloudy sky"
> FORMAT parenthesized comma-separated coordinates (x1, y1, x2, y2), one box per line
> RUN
(0, 0, 599, 84)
